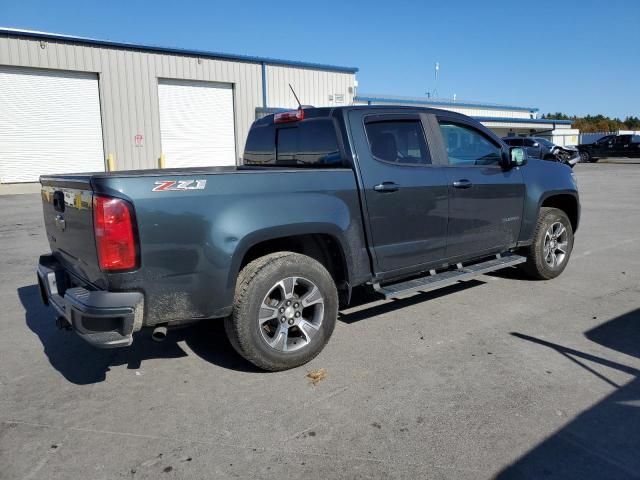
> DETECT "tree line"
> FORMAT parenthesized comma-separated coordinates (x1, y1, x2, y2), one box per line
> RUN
(541, 113, 640, 132)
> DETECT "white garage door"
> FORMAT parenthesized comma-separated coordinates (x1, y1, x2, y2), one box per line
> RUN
(0, 67, 104, 183)
(158, 79, 236, 168)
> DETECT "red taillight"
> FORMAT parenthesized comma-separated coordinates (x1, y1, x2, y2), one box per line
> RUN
(93, 196, 137, 271)
(274, 109, 304, 124)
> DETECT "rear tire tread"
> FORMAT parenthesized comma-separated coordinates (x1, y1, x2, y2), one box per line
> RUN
(225, 252, 337, 371)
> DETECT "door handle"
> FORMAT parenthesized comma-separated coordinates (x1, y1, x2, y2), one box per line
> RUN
(373, 182, 399, 193)
(452, 179, 473, 189)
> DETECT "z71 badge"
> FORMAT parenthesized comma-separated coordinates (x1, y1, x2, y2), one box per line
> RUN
(152, 180, 207, 192)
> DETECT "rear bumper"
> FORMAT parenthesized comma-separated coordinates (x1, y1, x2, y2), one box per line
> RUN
(37, 254, 144, 348)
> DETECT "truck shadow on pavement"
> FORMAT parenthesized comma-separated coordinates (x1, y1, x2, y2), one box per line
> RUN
(20, 280, 488, 382)
(498, 308, 640, 479)
(18, 284, 260, 384)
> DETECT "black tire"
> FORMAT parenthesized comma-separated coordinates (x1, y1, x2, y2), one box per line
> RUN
(224, 252, 338, 371)
(579, 150, 591, 163)
(520, 207, 574, 280)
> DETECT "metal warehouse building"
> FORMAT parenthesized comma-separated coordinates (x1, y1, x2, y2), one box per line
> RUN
(1, 28, 578, 194)
(0, 28, 357, 191)
(354, 94, 578, 147)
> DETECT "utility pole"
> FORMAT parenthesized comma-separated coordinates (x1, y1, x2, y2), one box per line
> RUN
(432, 62, 439, 98)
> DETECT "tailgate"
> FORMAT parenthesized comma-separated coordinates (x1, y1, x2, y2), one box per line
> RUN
(41, 177, 105, 286)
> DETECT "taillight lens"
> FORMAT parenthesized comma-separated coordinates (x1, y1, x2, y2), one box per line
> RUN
(93, 196, 137, 271)
(274, 109, 304, 124)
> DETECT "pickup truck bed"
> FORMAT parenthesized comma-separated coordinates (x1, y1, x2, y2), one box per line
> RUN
(37, 105, 579, 370)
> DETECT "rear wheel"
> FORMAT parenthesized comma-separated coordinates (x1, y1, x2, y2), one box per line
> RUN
(520, 207, 574, 280)
(225, 252, 338, 371)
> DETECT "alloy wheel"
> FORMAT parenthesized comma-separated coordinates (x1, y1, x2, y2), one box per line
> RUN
(258, 276, 324, 352)
(543, 222, 569, 268)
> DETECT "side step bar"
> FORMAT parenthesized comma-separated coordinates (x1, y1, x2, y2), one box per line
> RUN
(373, 253, 526, 299)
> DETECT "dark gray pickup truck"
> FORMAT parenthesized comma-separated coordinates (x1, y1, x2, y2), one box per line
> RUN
(37, 106, 579, 370)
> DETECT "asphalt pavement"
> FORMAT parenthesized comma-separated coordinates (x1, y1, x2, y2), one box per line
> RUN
(1, 163, 639, 479)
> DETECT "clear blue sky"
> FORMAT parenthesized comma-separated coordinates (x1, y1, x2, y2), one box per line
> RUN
(2, 0, 638, 118)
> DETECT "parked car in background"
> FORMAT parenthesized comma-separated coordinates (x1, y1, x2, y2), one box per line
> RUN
(577, 134, 640, 162)
(502, 136, 580, 167)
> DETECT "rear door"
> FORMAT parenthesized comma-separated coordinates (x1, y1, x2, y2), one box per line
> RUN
(431, 115, 525, 259)
(347, 109, 449, 275)
(632, 135, 640, 158)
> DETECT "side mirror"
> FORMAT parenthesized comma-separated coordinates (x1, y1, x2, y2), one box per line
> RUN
(531, 142, 540, 148)
(509, 147, 527, 167)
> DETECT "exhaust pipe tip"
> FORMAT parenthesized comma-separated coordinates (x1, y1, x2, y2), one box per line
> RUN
(152, 325, 168, 342)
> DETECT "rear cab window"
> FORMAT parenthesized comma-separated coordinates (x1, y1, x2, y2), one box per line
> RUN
(364, 118, 431, 165)
(243, 117, 343, 167)
(504, 138, 523, 147)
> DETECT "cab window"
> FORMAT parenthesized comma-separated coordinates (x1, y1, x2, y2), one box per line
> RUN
(364, 119, 431, 165)
(439, 122, 502, 166)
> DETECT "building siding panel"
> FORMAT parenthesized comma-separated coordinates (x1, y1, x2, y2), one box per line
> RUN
(265, 65, 355, 109)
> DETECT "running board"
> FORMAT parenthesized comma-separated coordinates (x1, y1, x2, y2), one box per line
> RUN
(373, 253, 526, 299)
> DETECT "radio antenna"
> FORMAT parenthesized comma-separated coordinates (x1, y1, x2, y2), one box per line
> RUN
(289, 84, 302, 109)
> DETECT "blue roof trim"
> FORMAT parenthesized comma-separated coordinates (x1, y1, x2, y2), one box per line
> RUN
(0, 27, 359, 74)
(474, 116, 573, 125)
(355, 94, 538, 112)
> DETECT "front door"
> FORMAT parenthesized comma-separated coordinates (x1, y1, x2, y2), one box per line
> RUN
(614, 135, 632, 157)
(523, 138, 542, 159)
(595, 136, 615, 157)
(434, 117, 525, 259)
(347, 110, 449, 275)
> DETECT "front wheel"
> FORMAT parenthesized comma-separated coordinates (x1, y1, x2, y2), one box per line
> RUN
(225, 252, 338, 371)
(520, 207, 574, 280)
(579, 150, 591, 163)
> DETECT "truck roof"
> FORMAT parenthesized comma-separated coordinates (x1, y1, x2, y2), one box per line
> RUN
(253, 105, 470, 126)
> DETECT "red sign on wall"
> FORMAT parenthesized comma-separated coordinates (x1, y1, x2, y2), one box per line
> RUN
(134, 134, 144, 147)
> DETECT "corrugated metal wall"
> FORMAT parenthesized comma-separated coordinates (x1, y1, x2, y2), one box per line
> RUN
(0, 33, 262, 170)
(266, 65, 355, 109)
(0, 33, 356, 173)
